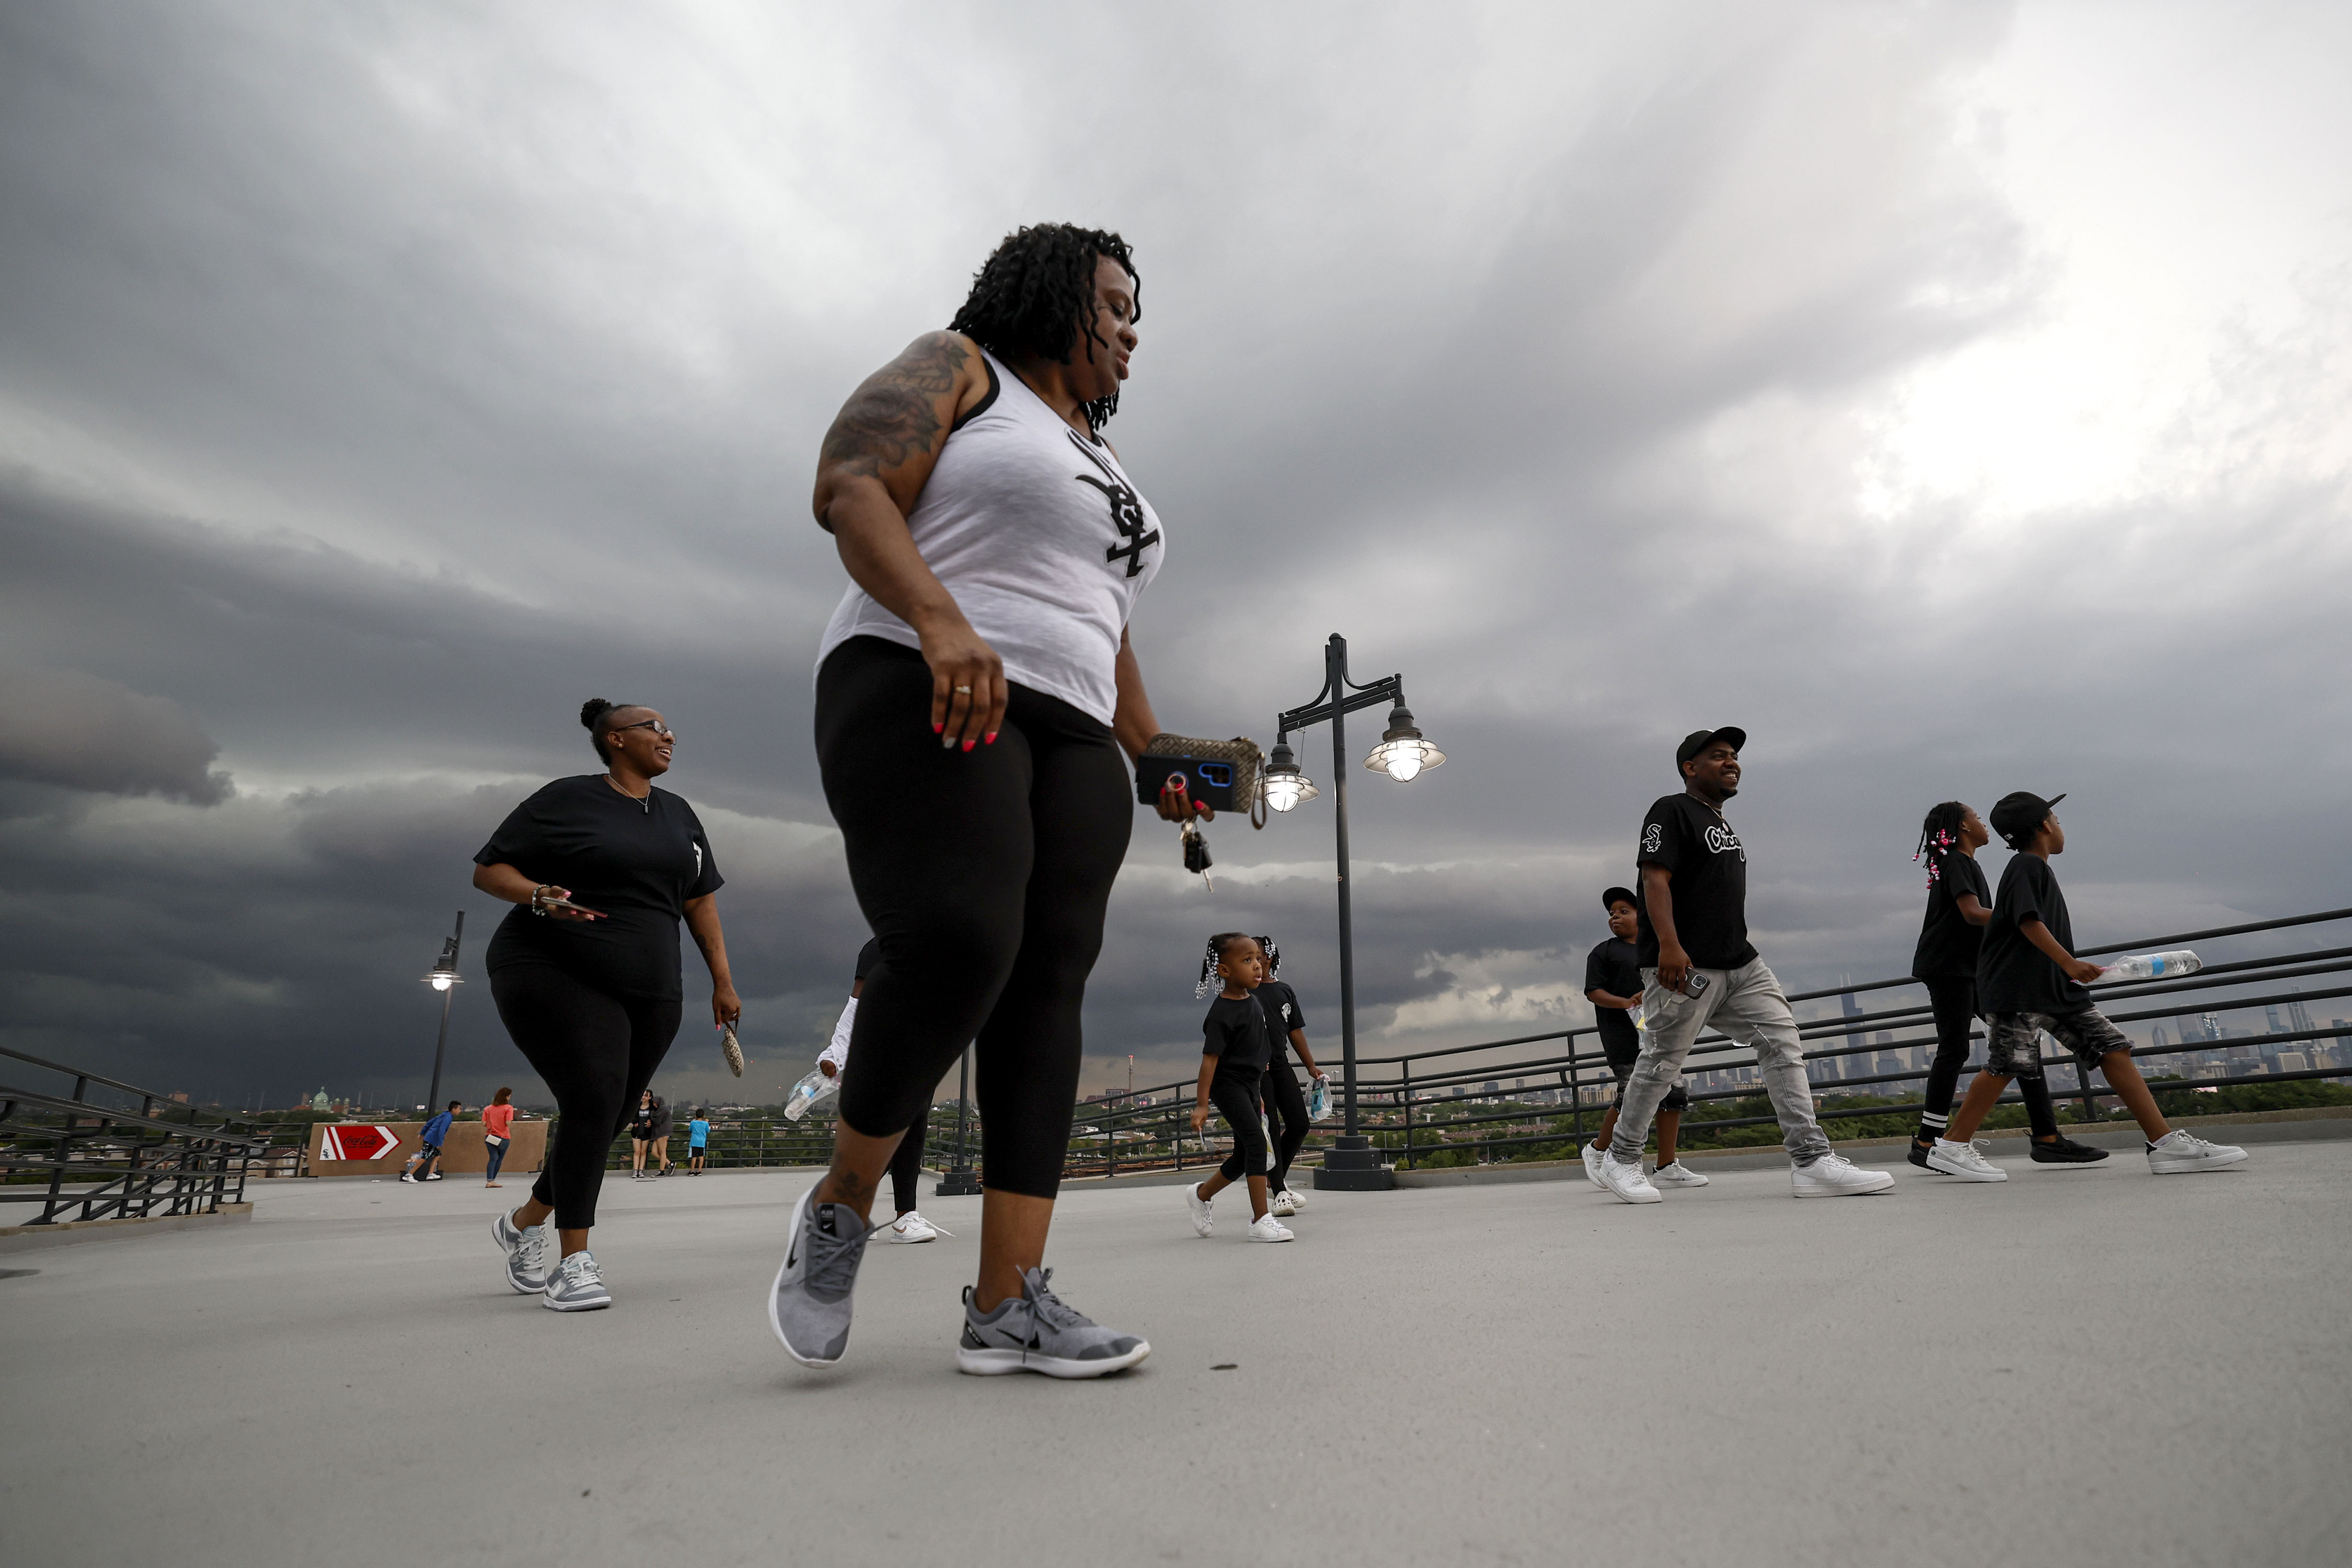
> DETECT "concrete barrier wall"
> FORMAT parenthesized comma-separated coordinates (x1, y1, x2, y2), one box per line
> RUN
(306, 1120, 547, 1177)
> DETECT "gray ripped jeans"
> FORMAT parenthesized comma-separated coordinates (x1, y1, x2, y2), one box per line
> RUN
(1609, 959, 1831, 1169)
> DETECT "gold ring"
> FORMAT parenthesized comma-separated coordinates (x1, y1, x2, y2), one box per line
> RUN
(955, 685, 972, 694)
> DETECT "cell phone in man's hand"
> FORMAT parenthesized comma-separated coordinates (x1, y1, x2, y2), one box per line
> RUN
(1681, 972, 1711, 998)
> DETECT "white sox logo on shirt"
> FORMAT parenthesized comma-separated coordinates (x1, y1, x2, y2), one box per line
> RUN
(693, 843, 704, 878)
(1643, 824, 1663, 854)
(1068, 430, 1159, 578)
(1705, 823, 1744, 860)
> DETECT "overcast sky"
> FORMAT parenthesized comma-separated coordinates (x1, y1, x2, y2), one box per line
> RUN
(3, 1, 2347, 1112)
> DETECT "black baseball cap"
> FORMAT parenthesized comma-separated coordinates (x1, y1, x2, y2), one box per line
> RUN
(1675, 727, 1746, 769)
(1601, 886, 1639, 912)
(1989, 790, 2066, 849)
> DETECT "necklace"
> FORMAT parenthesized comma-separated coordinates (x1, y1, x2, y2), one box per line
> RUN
(604, 773, 651, 813)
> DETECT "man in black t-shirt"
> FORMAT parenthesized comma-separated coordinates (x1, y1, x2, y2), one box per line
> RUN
(1931, 792, 2246, 1176)
(1596, 728, 1894, 1204)
(1578, 888, 1700, 1188)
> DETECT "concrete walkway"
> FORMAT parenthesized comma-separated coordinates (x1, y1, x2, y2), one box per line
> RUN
(4, 1142, 2348, 1567)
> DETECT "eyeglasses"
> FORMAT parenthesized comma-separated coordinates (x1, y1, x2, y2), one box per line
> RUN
(610, 719, 674, 740)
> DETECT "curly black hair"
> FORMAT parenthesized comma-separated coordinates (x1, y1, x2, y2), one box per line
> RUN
(1914, 800, 1970, 886)
(948, 224, 1138, 433)
(580, 697, 640, 764)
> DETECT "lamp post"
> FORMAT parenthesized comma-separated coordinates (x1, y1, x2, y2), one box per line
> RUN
(420, 912, 465, 1117)
(1263, 633, 1446, 1193)
(934, 1044, 981, 1197)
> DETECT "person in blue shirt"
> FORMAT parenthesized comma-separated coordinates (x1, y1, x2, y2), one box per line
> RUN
(401, 1100, 460, 1184)
(687, 1111, 712, 1174)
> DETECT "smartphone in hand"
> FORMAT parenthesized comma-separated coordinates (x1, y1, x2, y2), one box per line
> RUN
(541, 896, 607, 919)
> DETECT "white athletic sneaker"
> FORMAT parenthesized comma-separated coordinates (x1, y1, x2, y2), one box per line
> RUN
(2147, 1129, 2250, 1174)
(492, 1208, 550, 1293)
(1924, 1138, 2008, 1182)
(1269, 1190, 1297, 1218)
(1279, 1185, 1306, 1212)
(1247, 1213, 1295, 1242)
(1184, 1182, 1214, 1237)
(887, 1212, 942, 1243)
(423, 1172, 443, 1181)
(398, 1173, 416, 1184)
(1651, 1161, 1710, 1187)
(1597, 1153, 1661, 1204)
(1791, 1152, 1896, 1198)
(1581, 1140, 1606, 1189)
(542, 1250, 612, 1312)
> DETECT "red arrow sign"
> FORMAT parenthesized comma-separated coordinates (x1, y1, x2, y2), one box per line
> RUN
(319, 1124, 401, 1162)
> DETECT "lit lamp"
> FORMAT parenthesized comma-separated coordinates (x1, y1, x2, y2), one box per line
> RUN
(1261, 737, 1320, 812)
(1362, 703, 1445, 783)
(421, 913, 465, 1119)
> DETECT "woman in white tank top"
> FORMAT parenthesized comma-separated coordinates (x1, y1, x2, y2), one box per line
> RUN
(769, 225, 1201, 1381)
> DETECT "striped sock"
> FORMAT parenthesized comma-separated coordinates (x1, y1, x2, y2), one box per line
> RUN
(1918, 1111, 1948, 1142)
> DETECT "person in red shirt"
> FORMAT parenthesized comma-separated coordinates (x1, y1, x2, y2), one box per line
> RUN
(482, 1086, 517, 1189)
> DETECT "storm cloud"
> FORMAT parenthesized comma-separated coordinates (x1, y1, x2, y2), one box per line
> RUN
(1, 2, 2346, 1109)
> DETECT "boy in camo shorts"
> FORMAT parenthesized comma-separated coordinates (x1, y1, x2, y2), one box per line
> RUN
(1927, 791, 2247, 1179)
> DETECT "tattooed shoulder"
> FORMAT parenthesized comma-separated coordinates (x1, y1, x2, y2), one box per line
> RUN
(820, 332, 973, 479)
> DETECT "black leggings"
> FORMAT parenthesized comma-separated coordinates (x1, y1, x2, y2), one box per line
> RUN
(489, 963, 681, 1230)
(1263, 1059, 1309, 1190)
(1211, 1071, 1270, 1182)
(1919, 975, 2058, 1139)
(817, 637, 1132, 1200)
(889, 1114, 927, 1215)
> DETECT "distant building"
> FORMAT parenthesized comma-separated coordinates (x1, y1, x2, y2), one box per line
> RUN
(2286, 996, 2314, 1035)
(2277, 1052, 2311, 1074)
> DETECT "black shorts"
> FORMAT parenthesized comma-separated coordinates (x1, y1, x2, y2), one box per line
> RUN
(1606, 1049, 1687, 1112)
(688, 1144, 707, 1158)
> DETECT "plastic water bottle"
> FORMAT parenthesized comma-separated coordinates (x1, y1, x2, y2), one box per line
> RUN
(781, 1069, 838, 1122)
(2094, 949, 2202, 984)
(1307, 1075, 1331, 1122)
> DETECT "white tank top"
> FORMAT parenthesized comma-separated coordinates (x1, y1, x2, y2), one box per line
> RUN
(815, 349, 1165, 725)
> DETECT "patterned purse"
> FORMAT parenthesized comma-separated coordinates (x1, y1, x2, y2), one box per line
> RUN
(1133, 733, 1267, 826)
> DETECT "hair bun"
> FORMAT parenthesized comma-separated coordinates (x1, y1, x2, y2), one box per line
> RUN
(580, 698, 615, 731)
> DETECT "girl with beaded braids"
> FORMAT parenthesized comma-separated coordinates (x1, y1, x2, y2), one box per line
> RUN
(1251, 936, 1326, 1217)
(773, 224, 1201, 1379)
(1181, 935, 1294, 1243)
(1906, 801, 2102, 1175)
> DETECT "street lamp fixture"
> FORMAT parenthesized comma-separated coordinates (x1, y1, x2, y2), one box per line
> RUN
(1363, 702, 1445, 783)
(1268, 633, 1448, 1193)
(421, 913, 465, 1116)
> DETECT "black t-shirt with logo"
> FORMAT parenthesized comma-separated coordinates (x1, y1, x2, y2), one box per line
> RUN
(1254, 979, 1306, 1063)
(1203, 993, 1272, 1080)
(477, 775, 724, 1001)
(1633, 793, 1756, 970)
(1910, 849, 1991, 980)
(1976, 852, 2091, 1016)
(1583, 936, 1644, 1057)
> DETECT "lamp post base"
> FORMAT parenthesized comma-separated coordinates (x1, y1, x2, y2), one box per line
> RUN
(1311, 1135, 1395, 1192)
(933, 1167, 982, 1197)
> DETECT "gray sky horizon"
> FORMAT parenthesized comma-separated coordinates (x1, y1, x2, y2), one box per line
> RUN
(3, 2, 2348, 1112)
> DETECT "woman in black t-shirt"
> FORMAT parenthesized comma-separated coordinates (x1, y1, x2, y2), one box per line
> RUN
(1907, 802, 2084, 1172)
(472, 698, 740, 1312)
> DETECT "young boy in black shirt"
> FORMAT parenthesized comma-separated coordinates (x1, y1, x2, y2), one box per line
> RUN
(1580, 888, 1703, 1187)
(1933, 792, 2246, 1175)
(1183, 933, 1294, 1242)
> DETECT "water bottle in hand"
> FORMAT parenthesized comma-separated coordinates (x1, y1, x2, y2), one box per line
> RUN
(782, 1068, 838, 1122)
(2095, 949, 2202, 984)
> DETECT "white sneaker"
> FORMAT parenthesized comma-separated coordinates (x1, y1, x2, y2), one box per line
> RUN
(2147, 1129, 2249, 1174)
(492, 1208, 550, 1293)
(887, 1212, 942, 1243)
(1269, 1190, 1297, 1218)
(1924, 1138, 2008, 1182)
(1581, 1140, 1606, 1189)
(1247, 1213, 1295, 1242)
(1791, 1153, 1896, 1198)
(1279, 1185, 1306, 1212)
(542, 1250, 612, 1312)
(1651, 1161, 1710, 1187)
(1597, 1153, 1661, 1204)
(1184, 1182, 1214, 1237)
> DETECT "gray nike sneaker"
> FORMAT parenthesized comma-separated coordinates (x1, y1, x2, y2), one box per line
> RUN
(768, 1186, 871, 1366)
(956, 1267, 1150, 1379)
(492, 1208, 550, 1293)
(541, 1250, 611, 1312)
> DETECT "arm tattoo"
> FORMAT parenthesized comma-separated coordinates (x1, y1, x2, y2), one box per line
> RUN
(821, 332, 969, 479)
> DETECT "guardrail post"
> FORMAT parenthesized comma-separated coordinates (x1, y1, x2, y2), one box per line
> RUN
(1569, 1050, 1584, 1142)
(1400, 1059, 1414, 1170)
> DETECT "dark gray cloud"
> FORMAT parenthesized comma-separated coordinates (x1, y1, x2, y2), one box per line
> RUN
(1, 2, 2345, 1110)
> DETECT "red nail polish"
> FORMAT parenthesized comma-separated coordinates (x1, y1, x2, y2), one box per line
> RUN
(933, 722, 944, 733)
(984, 732, 997, 745)
(962, 738, 976, 752)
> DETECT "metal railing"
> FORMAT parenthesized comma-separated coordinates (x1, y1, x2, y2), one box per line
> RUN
(0, 1045, 271, 1225)
(1029, 905, 2352, 1181)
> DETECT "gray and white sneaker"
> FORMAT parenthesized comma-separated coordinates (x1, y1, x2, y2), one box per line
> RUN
(1597, 1152, 1661, 1204)
(542, 1250, 611, 1312)
(1581, 1140, 1606, 1189)
(1184, 1182, 1214, 1237)
(767, 1186, 871, 1365)
(1924, 1138, 2008, 1182)
(1651, 1160, 1710, 1187)
(492, 1208, 550, 1293)
(1791, 1152, 1896, 1197)
(2147, 1129, 2249, 1174)
(956, 1267, 1150, 1379)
